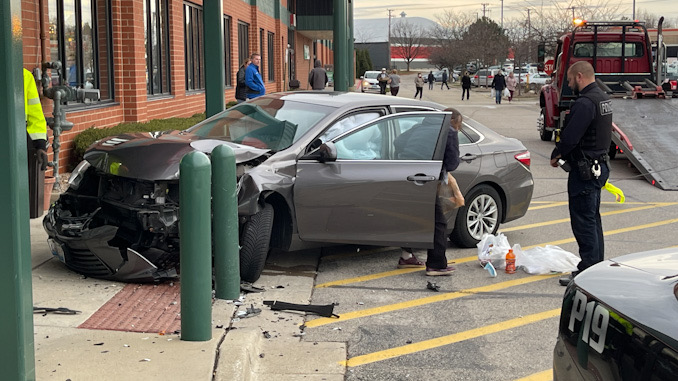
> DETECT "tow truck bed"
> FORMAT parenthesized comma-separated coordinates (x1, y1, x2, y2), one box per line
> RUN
(611, 98, 678, 190)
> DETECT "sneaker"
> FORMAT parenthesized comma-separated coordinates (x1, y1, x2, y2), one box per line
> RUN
(398, 255, 425, 269)
(426, 266, 456, 276)
(558, 271, 579, 286)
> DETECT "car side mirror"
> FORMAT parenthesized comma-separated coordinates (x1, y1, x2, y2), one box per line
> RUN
(301, 142, 337, 163)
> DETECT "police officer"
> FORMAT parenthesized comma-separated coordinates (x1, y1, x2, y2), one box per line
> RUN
(550, 61, 611, 286)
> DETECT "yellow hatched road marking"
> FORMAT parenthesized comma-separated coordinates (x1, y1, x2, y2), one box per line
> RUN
(306, 274, 558, 328)
(341, 309, 560, 367)
(514, 369, 553, 381)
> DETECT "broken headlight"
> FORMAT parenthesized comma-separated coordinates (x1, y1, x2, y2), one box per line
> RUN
(68, 160, 91, 190)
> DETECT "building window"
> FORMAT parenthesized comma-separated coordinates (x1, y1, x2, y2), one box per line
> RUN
(144, 0, 170, 95)
(237, 21, 250, 67)
(267, 32, 275, 81)
(224, 16, 232, 87)
(260, 28, 265, 78)
(184, 3, 204, 91)
(48, 0, 114, 104)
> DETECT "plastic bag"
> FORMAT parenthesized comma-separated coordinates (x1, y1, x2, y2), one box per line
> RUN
(491, 88, 496, 98)
(477, 233, 511, 269)
(438, 173, 465, 213)
(514, 244, 581, 274)
(502, 88, 510, 98)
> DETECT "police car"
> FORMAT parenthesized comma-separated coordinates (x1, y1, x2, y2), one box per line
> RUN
(554, 247, 678, 380)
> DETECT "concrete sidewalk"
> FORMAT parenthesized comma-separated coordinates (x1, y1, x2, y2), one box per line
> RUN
(29, 216, 345, 380)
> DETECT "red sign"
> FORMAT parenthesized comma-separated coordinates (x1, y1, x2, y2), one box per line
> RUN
(544, 59, 555, 75)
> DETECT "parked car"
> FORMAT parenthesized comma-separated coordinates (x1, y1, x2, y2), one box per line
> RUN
(472, 68, 501, 87)
(424, 69, 458, 83)
(554, 247, 678, 380)
(360, 70, 381, 92)
(525, 72, 551, 91)
(44, 92, 533, 283)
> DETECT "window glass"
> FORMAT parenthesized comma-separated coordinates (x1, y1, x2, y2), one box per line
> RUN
(48, 0, 114, 103)
(238, 22, 250, 68)
(459, 124, 480, 144)
(184, 3, 204, 91)
(187, 98, 336, 151)
(145, 0, 171, 95)
(573, 42, 644, 58)
(224, 16, 232, 87)
(335, 122, 385, 160)
(392, 115, 445, 160)
(267, 32, 275, 81)
(320, 112, 381, 142)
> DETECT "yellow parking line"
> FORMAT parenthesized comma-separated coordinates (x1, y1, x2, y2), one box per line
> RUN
(528, 201, 568, 210)
(503, 203, 677, 233)
(306, 274, 558, 328)
(341, 308, 560, 367)
(316, 215, 678, 289)
(315, 256, 478, 289)
(514, 370, 553, 381)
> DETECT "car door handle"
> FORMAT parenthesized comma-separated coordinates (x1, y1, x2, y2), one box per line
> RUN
(407, 174, 437, 182)
(461, 153, 478, 162)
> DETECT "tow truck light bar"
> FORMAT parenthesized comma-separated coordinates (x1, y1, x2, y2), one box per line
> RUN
(573, 19, 645, 28)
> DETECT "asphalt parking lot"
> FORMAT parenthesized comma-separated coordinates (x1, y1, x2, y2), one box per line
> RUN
(297, 76, 678, 380)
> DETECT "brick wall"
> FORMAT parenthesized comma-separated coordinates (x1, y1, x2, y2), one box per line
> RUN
(21, 0, 330, 173)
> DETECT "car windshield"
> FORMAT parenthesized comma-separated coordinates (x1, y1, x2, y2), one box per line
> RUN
(364, 72, 379, 79)
(186, 98, 336, 151)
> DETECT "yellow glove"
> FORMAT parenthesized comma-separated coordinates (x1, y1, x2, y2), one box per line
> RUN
(603, 180, 625, 203)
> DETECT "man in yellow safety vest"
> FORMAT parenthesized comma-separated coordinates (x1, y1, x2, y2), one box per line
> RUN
(23, 68, 48, 170)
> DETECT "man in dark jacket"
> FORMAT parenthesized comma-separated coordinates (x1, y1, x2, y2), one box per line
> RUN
(308, 59, 328, 90)
(440, 71, 450, 89)
(235, 58, 251, 103)
(551, 61, 611, 286)
(461, 71, 472, 100)
(491, 70, 507, 104)
(427, 71, 435, 90)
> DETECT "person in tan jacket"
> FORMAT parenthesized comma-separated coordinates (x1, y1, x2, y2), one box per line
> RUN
(414, 73, 425, 99)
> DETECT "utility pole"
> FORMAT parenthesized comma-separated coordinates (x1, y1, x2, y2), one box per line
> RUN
(501, 0, 504, 29)
(632, 0, 635, 19)
(481, 3, 489, 18)
(568, 6, 575, 21)
(527, 8, 532, 61)
(388, 8, 394, 69)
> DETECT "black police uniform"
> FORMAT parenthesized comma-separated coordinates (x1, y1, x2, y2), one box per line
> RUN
(552, 82, 612, 273)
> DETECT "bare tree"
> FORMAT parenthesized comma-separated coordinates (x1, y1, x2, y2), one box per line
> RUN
(354, 28, 380, 44)
(428, 10, 475, 70)
(635, 9, 676, 28)
(390, 20, 427, 71)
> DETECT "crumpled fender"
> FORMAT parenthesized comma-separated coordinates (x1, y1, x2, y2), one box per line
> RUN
(237, 157, 296, 217)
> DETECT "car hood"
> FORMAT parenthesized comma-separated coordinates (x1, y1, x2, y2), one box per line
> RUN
(574, 248, 678, 342)
(84, 130, 270, 181)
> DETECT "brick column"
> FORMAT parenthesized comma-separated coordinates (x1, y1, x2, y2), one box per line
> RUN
(117, 0, 147, 122)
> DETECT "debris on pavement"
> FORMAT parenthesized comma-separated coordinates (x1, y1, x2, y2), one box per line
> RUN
(236, 304, 262, 318)
(240, 282, 265, 293)
(33, 306, 81, 315)
(263, 300, 340, 318)
(426, 282, 440, 292)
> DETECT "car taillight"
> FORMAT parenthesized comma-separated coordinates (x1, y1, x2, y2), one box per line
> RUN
(514, 151, 531, 168)
(488, 75, 494, 78)
(474, 75, 478, 78)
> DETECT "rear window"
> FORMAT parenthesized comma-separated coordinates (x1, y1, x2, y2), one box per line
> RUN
(573, 42, 644, 57)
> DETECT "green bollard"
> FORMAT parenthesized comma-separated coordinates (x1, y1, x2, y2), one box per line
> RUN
(180, 151, 212, 341)
(211, 144, 240, 300)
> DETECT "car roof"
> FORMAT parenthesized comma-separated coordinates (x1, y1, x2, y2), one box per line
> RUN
(264, 91, 445, 110)
(573, 247, 678, 342)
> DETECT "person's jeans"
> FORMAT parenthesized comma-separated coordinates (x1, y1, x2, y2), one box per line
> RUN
(379, 82, 387, 94)
(426, 198, 449, 269)
(462, 88, 470, 99)
(414, 87, 423, 99)
(568, 161, 609, 272)
(428, 82, 433, 90)
(495, 88, 502, 104)
(390, 86, 399, 96)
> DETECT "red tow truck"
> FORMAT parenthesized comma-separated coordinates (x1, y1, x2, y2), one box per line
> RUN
(538, 18, 678, 190)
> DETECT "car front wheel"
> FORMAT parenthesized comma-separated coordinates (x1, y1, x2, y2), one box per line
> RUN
(450, 185, 502, 248)
(239, 203, 274, 283)
(538, 107, 553, 141)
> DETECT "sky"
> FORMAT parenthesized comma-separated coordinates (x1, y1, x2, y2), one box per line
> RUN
(353, 0, 678, 25)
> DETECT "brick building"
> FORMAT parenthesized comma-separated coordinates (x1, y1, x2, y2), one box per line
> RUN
(21, 0, 338, 174)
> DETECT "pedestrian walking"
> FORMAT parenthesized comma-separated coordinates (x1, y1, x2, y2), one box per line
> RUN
(235, 58, 251, 103)
(440, 70, 450, 90)
(427, 71, 435, 90)
(506, 71, 517, 102)
(549, 61, 612, 286)
(377, 68, 389, 94)
(414, 73, 424, 99)
(393, 109, 463, 275)
(308, 59, 328, 90)
(245, 53, 265, 99)
(389, 69, 401, 96)
(490, 69, 506, 104)
(461, 71, 471, 100)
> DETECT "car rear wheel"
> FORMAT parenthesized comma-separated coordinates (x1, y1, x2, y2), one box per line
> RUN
(538, 107, 553, 141)
(450, 185, 502, 248)
(239, 203, 274, 283)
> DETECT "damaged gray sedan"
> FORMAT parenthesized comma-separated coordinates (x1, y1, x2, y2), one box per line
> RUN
(44, 92, 533, 283)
